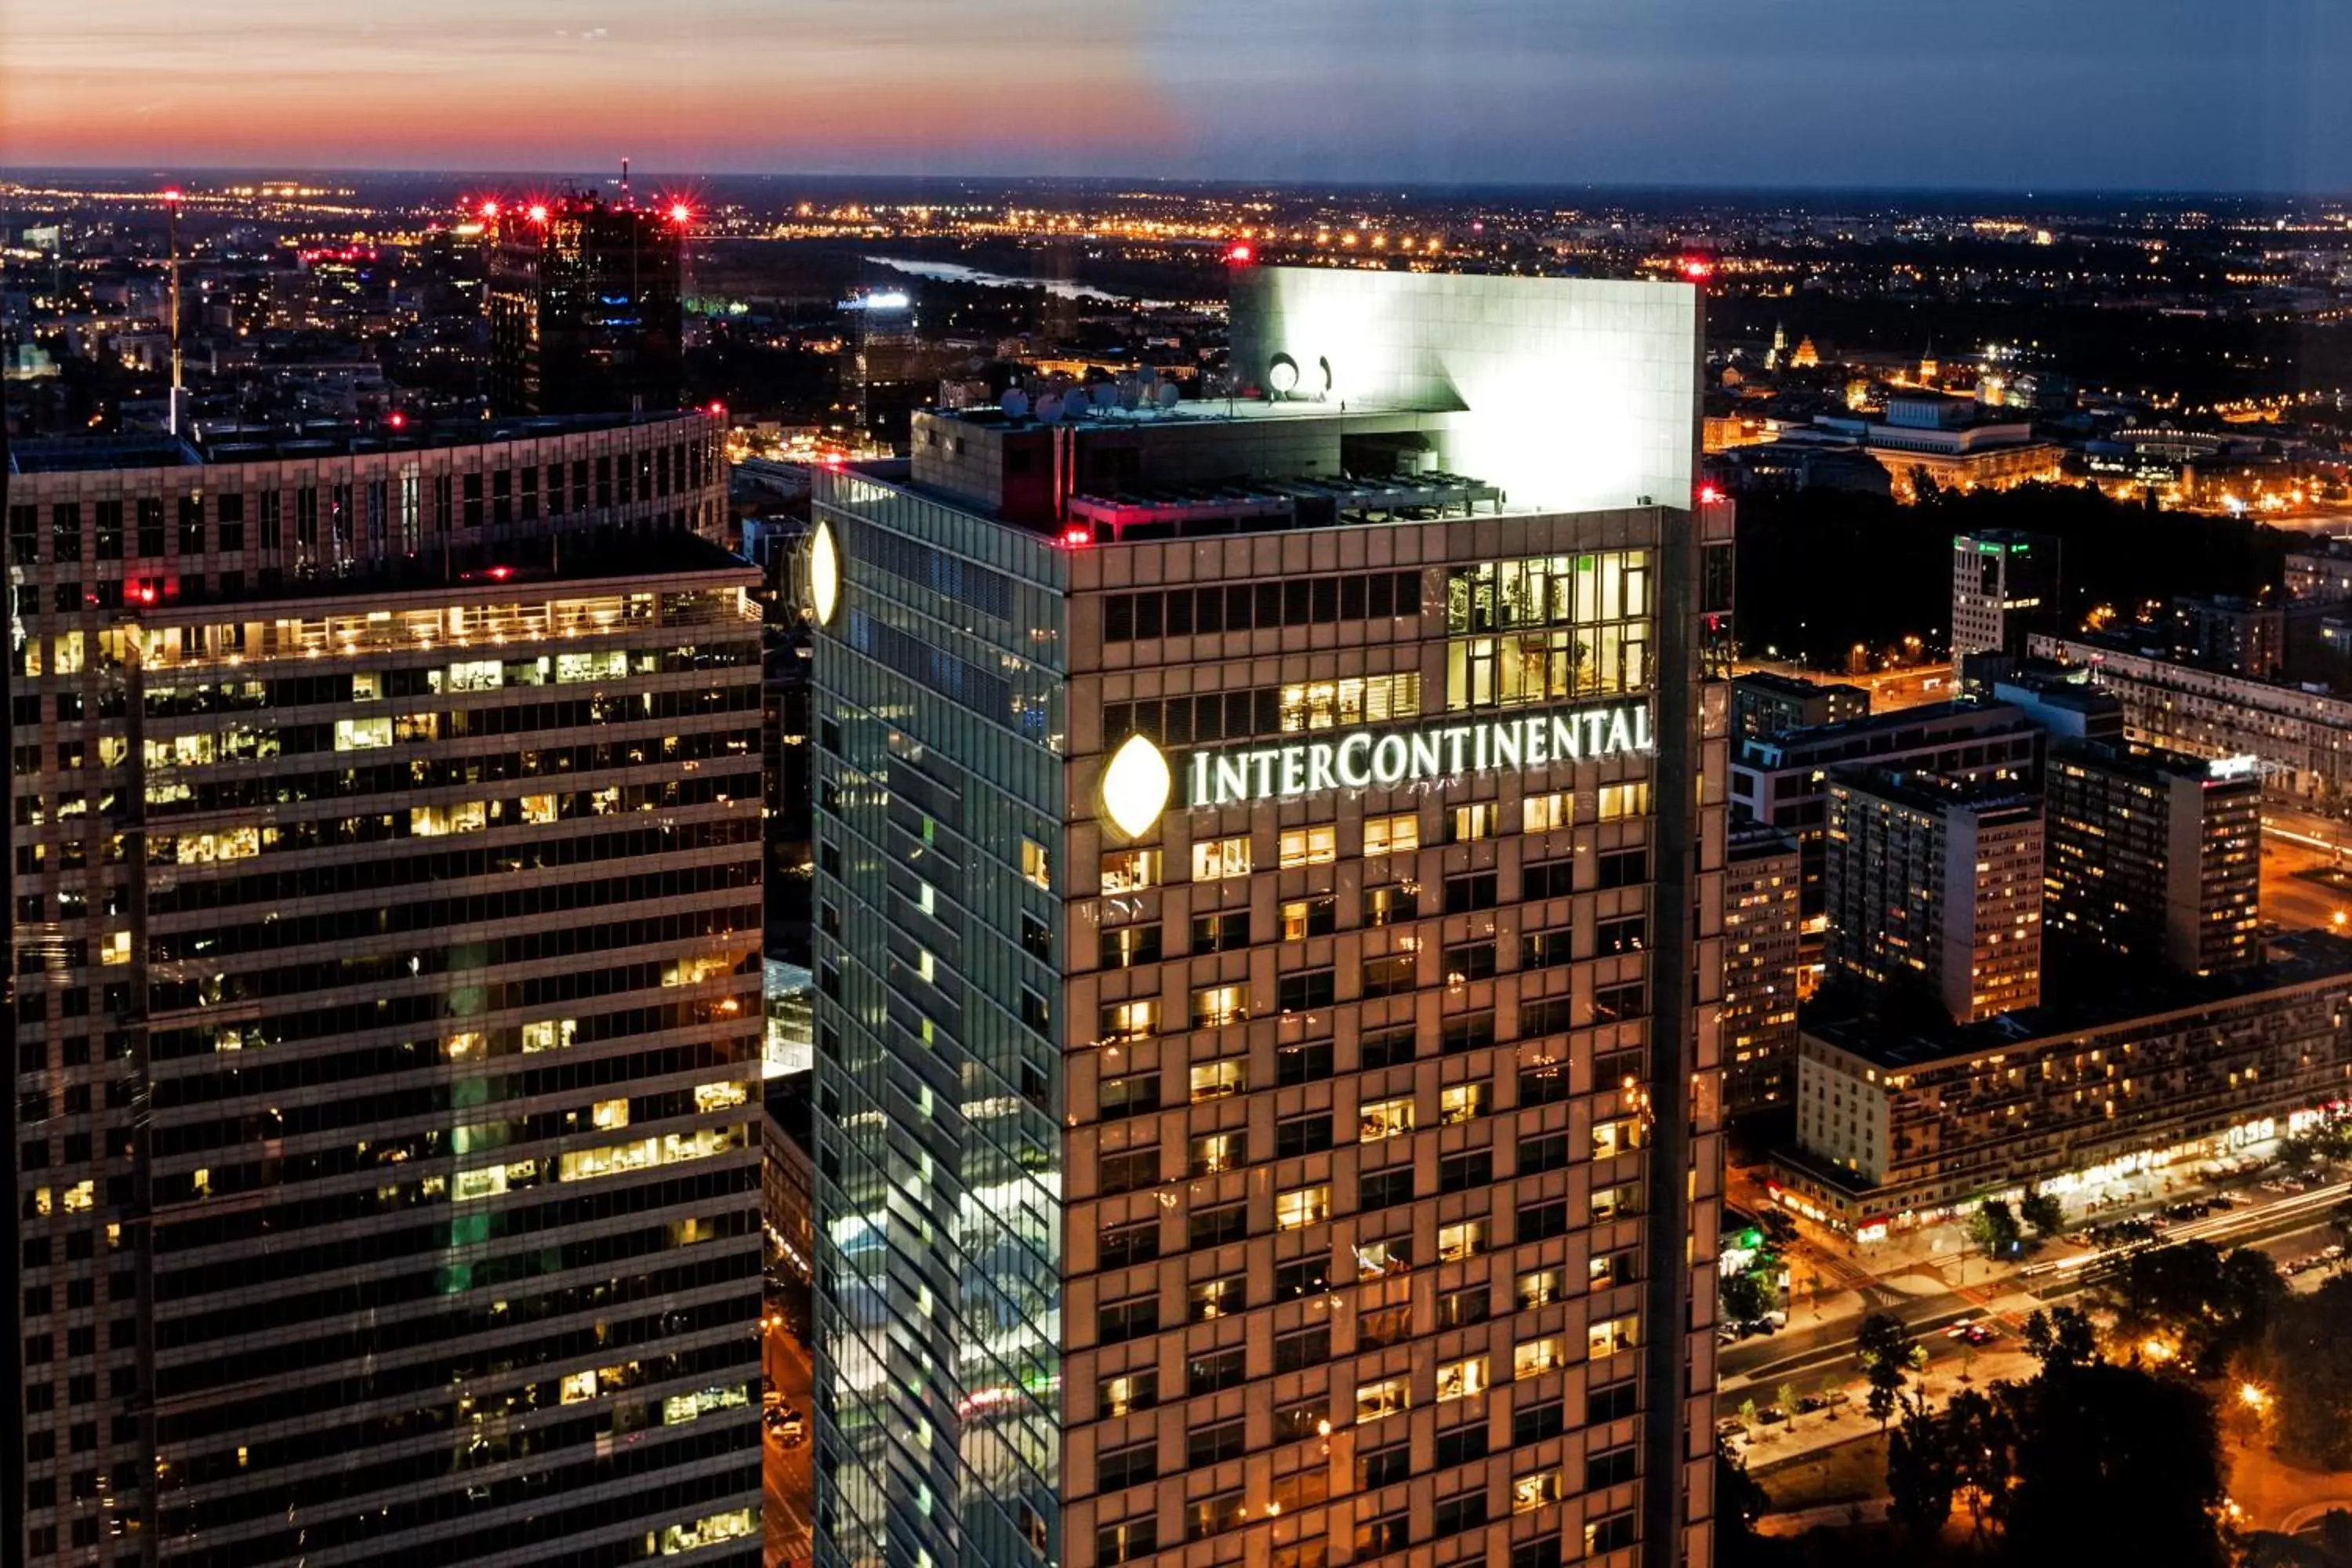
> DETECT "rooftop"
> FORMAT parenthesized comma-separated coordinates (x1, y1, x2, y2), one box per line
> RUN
(1734, 669, 1866, 699)
(2052, 736, 2259, 787)
(9, 408, 710, 474)
(1828, 763, 2042, 818)
(1737, 698, 2034, 768)
(1806, 930, 2352, 1072)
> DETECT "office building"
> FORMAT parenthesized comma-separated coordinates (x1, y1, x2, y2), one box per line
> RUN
(2031, 634, 2342, 799)
(1979, 665, 2123, 742)
(488, 197, 686, 416)
(1730, 670, 1867, 744)
(808, 267, 1726, 1568)
(1730, 700, 2045, 938)
(6, 410, 764, 1566)
(1773, 933, 2352, 1233)
(1721, 824, 1802, 1116)
(844, 289, 924, 447)
(1951, 528, 2060, 658)
(2045, 740, 2260, 977)
(1824, 768, 2044, 1025)
(2285, 540, 2352, 604)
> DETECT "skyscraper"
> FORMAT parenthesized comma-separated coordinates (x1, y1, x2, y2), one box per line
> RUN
(6, 410, 766, 1566)
(2044, 739, 2261, 976)
(1950, 528, 2060, 659)
(488, 198, 687, 417)
(1721, 823, 1801, 1115)
(807, 267, 1728, 1568)
(1824, 768, 2044, 1024)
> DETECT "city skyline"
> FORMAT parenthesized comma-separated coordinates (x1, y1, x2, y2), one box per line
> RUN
(11, 0, 2352, 191)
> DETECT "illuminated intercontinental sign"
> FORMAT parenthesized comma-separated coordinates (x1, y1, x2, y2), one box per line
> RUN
(1184, 702, 1654, 808)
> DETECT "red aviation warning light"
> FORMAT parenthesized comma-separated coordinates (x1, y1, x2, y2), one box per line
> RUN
(1698, 483, 1726, 505)
(1059, 525, 1094, 548)
(1679, 256, 1715, 282)
(668, 201, 692, 225)
(526, 203, 550, 224)
(388, 411, 407, 430)
(478, 198, 500, 220)
(1225, 243, 1253, 263)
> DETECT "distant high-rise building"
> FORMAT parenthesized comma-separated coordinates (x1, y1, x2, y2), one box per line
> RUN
(1722, 823, 1802, 1114)
(488, 198, 685, 416)
(1825, 768, 2044, 1023)
(1730, 670, 1869, 744)
(2170, 593, 2283, 680)
(5, 412, 764, 1567)
(2045, 740, 2260, 976)
(808, 265, 1726, 1568)
(844, 288, 922, 445)
(1951, 528, 2060, 657)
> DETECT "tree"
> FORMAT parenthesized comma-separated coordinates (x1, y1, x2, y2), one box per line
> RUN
(1997, 1361, 2229, 1568)
(2020, 1189, 2065, 1239)
(2281, 1134, 2321, 1178)
(1774, 1381, 1798, 1420)
(1858, 1311, 1915, 1432)
(2100, 1239, 2285, 1376)
(1714, 1443, 1785, 1568)
(1758, 1208, 1800, 1250)
(2021, 1305, 2097, 1370)
(2258, 1276, 2352, 1469)
(1968, 1198, 2023, 1262)
(1722, 1269, 1773, 1327)
(1885, 1390, 1956, 1541)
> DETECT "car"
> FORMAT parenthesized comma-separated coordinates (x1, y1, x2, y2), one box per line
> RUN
(1945, 1319, 1975, 1339)
(1716, 1417, 1749, 1440)
(2325, 1244, 2345, 1261)
(1757, 1406, 1789, 1425)
(2208, 1193, 2238, 1210)
(1959, 1324, 1998, 1346)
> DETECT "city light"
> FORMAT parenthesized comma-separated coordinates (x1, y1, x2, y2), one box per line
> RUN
(1226, 243, 1253, 263)
(669, 201, 692, 224)
(526, 203, 549, 223)
(1680, 257, 1715, 281)
(387, 412, 406, 429)
(2239, 1382, 2270, 1411)
(1059, 525, 1094, 547)
(479, 198, 499, 220)
(1698, 483, 1726, 505)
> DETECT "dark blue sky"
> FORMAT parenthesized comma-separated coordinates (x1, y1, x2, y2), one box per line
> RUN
(8, 0, 2350, 189)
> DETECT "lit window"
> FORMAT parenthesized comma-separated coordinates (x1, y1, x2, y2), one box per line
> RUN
(1356, 1377, 1410, 1424)
(1191, 985, 1249, 1029)
(333, 717, 391, 750)
(521, 793, 558, 824)
(1517, 1268, 1566, 1309)
(560, 1370, 600, 1404)
(591, 1098, 630, 1131)
(1437, 1220, 1488, 1261)
(1022, 837, 1052, 891)
(1275, 1185, 1330, 1230)
(446, 659, 503, 691)
(1522, 790, 1571, 833)
(1590, 1183, 1639, 1222)
(1588, 1314, 1639, 1359)
(1102, 1000, 1160, 1041)
(1592, 1118, 1644, 1159)
(522, 1018, 577, 1053)
(1598, 782, 1651, 822)
(1189, 1131, 1244, 1175)
(1359, 1095, 1415, 1142)
(1189, 1058, 1247, 1102)
(1100, 848, 1163, 894)
(1363, 811, 1420, 855)
(1450, 803, 1499, 841)
(1192, 835, 1252, 881)
(1439, 1083, 1488, 1124)
(1512, 1470, 1563, 1515)
(1279, 824, 1338, 868)
(1436, 1356, 1488, 1401)
(1513, 1336, 1566, 1380)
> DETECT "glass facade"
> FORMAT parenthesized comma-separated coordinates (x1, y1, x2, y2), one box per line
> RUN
(811, 474, 1073, 1568)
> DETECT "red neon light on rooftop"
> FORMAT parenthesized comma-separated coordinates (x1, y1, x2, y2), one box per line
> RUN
(1059, 526, 1094, 548)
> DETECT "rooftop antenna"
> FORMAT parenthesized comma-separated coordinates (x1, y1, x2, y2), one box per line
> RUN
(164, 185, 185, 435)
(620, 157, 631, 209)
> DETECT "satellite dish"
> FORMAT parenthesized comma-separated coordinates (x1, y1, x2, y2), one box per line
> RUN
(1267, 354, 1301, 396)
(1156, 381, 1181, 409)
(1033, 394, 1062, 424)
(1117, 380, 1142, 411)
(1319, 356, 1335, 395)
(1064, 387, 1091, 416)
(1001, 388, 1030, 419)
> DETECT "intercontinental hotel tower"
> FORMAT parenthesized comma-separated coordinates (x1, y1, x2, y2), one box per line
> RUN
(809, 267, 1734, 1568)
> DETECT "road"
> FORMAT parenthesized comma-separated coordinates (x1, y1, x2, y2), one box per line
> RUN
(764, 1319, 815, 1568)
(1722, 1178, 2350, 1406)
(1732, 659, 1958, 716)
(2260, 806, 2352, 935)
